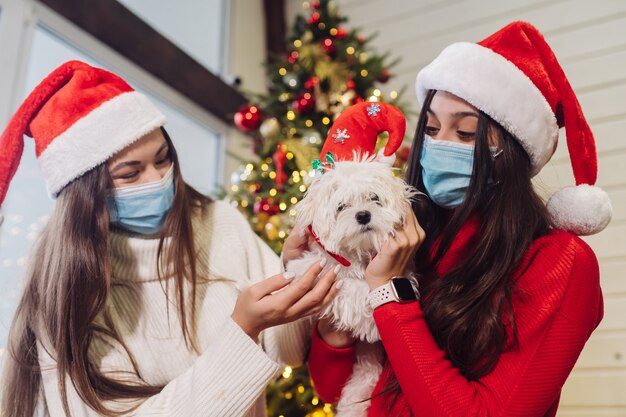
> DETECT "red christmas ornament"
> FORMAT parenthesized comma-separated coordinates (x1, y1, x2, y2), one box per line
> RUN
(308, 12, 321, 25)
(272, 146, 288, 191)
(394, 146, 411, 168)
(336, 27, 348, 39)
(346, 79, 356, 91)
(378, 68, 391, 83)
(351, 95, 364, 105)
(234, 104, 261, 132)
(288, 51, 299, 64)
(304, 76, 320, 90)
(254, 198, 279, 216)
(397, 145, 411, 162)
(293, 92, 316, 114)
(321, 38, 336, 56)
(311, 0, 320, 9)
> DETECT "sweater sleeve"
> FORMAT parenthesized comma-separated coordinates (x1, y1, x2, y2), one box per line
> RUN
(307, 323, 357, 404)
(258, 227, 315, 366)
(39, 317, 281, 417)
(220, 201, 314, 367)
(373, 234, 603, 417)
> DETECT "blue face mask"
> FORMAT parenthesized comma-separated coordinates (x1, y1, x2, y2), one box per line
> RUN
(107, 165, 175, 235)
(420, 136, 500, 209)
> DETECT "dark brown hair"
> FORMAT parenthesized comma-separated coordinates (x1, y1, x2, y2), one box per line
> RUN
(378, 89, 553, 406)
(1, 128, 211, 417)
(409, 89, 553, 376)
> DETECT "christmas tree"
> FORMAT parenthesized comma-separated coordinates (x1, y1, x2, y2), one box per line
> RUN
(228, 1, 411, 415)
(230, 0, 410, 255)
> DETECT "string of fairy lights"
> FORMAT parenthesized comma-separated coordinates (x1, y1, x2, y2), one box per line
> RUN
(275, 366, 334, 417)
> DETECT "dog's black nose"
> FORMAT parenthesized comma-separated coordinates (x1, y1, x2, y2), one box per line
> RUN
(355, 210, 371, 225)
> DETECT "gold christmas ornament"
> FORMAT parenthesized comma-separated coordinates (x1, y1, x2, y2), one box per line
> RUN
(283, 137, 320, 171)
(253, 212, 269, 233)
(269, 214, 282, 227)
(260, 117, 281, 139)
(298, 43, 326, 71)
(315, 61, 350, 92)
(265, 222, 278, 240)
(300, 129, 322, 146)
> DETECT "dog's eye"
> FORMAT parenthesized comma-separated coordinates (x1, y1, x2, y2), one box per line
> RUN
(337, 203, 347, 213)
(369, 194, 382, 206)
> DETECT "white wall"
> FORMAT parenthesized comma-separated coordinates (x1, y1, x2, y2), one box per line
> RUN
(285, 0, 626, 414)
(117, 0, 227, 75)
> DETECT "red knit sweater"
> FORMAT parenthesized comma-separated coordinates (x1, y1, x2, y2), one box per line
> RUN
(308, 219, 603, 416)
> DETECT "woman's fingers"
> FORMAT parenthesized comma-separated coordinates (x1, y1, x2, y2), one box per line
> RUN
(248, 272, 296, 300)
(319, 278, 342, 309)
(407, 202, 425, 236)
(233, 260, 342, 340)
(399, 202, 425, 249)
(282, 222, 312, 265)
(278, 260, 326, 300)
(268, 259, 327, 310)
(394, 227, 409, 248)
(287, 265, 339, 317)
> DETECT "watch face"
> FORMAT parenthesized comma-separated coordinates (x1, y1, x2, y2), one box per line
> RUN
(392, 278, 417, 301)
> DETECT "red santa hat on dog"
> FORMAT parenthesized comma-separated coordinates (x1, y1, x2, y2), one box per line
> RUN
(309, 101, 407, 267)
(317, 101, 406, 168)
(416, 21, 612, 235)
(0, 60, 166, 205)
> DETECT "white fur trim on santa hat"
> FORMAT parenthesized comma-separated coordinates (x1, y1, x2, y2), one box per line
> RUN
(38, 91, 166, 197)
(547, 184, 612, 236)
(416, 42, 559, 177)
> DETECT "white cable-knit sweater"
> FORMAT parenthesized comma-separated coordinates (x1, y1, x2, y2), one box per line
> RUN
(37, 201, 312, 416)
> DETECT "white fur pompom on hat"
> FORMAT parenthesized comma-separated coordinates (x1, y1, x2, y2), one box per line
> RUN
(547, 184, 612, 236)
(415, 21, 613, 235)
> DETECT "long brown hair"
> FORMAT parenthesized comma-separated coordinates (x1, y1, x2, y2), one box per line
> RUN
(1, 128, 211, 417)
(376, 89, 553, 407)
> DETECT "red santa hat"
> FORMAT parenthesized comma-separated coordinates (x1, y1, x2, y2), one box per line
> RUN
(415, 21, 612, 236)
(0, 60, 166, 206)
(318, 101, 406, 168)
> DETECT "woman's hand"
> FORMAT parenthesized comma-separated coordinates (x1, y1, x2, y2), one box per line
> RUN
(317, 316, 356, 349)
(281, 223, 315, 266)
(232, 260, 341, 341)
(364, 203, 425, 290)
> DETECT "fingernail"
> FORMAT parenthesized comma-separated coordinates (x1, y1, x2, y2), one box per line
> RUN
(283, 271, 296, 280)
(336, 280, 344, 289)
(333, 264, 341, 274)
(320, 258, 327, 268)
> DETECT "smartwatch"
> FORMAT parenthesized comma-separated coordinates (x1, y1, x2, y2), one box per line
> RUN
(368, 277, 419, 309)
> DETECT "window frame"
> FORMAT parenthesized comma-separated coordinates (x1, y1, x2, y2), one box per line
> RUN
(0, 0, 236, 186)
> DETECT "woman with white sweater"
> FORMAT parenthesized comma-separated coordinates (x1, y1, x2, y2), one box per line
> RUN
(0, 61, 339, 417)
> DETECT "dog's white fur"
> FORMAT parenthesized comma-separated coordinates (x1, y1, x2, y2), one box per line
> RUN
(286, 154, 416, 417)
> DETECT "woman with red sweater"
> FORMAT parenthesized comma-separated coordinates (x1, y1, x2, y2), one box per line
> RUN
(307, 21, 612, 417)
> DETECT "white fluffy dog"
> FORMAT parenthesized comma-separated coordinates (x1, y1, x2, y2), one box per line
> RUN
(286, 153, 417, 417)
